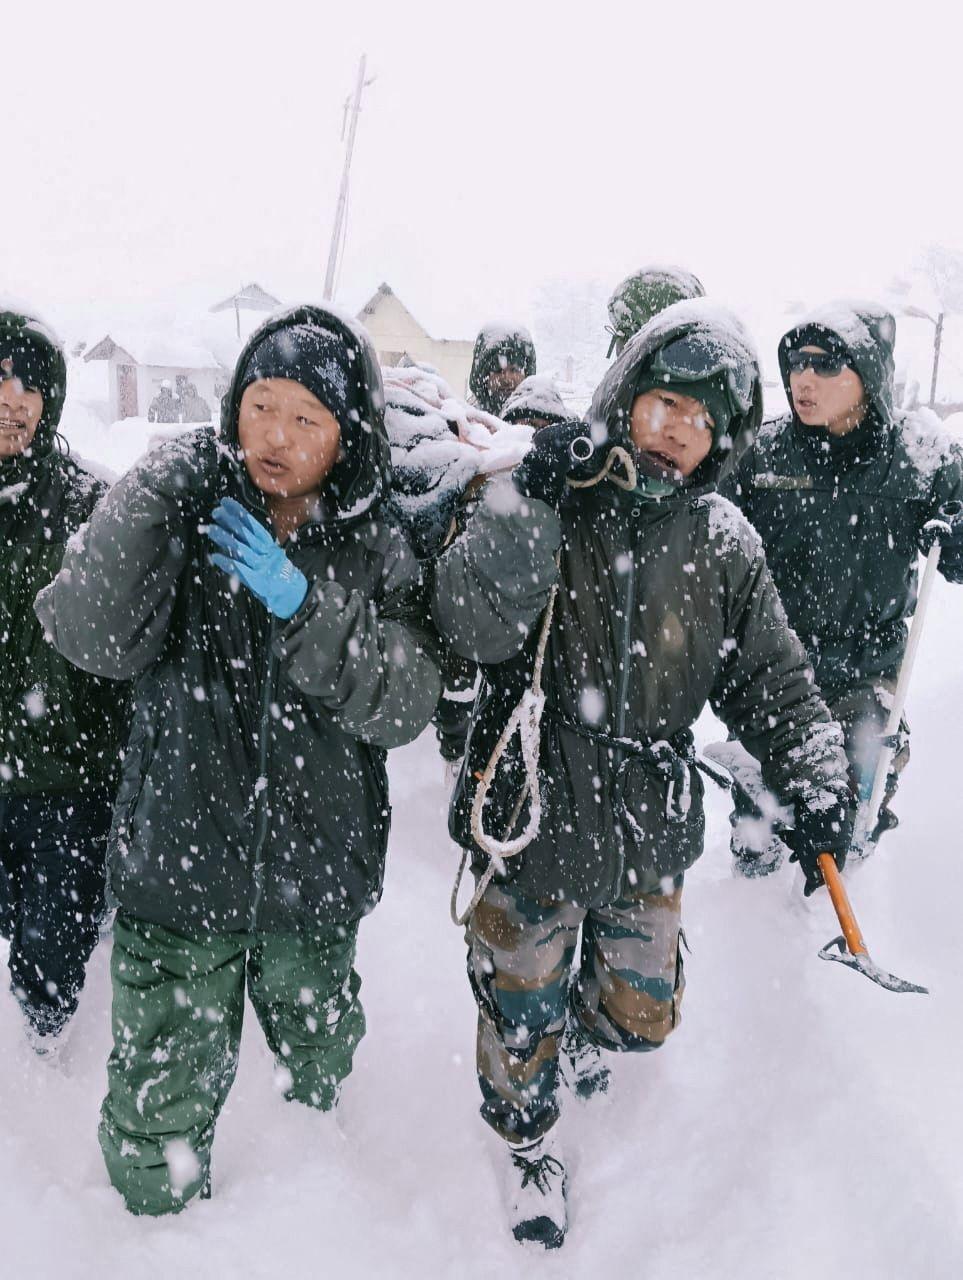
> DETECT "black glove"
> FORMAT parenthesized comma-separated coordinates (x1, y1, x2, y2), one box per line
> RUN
(512, 420, 600, 509)
(790, 793, 854, 897)
(921, 500, 963, 579)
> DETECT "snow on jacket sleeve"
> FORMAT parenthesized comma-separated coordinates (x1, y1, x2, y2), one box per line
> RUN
(274, 533, 441, 750)
(708, 522, 849, 806)
(35, 434, 213, 680)
(431, 476, 561, 663)
(920, 439, 963, 583)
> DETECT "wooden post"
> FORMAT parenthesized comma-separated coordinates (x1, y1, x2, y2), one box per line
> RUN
(929, 311, 944, 408)
(324, 55, 368, 301)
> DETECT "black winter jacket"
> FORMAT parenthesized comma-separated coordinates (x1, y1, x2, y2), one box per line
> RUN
(722, 303, 963, 690)
(37, 306, 440, 935)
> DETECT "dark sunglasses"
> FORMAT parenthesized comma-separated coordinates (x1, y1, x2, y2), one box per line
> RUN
(785, 349, 850, 378)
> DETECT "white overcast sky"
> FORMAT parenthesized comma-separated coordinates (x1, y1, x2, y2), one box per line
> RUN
(7, 0, 962, 370)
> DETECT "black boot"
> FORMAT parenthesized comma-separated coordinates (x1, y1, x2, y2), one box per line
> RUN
(559, 1015, 610, 1102)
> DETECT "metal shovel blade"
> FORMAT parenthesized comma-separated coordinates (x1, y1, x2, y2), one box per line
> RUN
(818, 935, 929, 995)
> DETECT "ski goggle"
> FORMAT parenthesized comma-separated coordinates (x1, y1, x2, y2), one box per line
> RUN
(785, 348, 851, 378)
(647, 336, 754, 415)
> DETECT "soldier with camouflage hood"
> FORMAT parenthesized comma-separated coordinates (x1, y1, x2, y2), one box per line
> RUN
(605, 265, 705, 358)
(722, 301, 963, 872)
(433, 299, 852, 1249)
(0, 306, 127, 1055)
(467, 321, 536, 416)
(37, 304, 440, 1215)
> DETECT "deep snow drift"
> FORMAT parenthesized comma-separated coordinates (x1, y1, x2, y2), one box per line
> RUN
(2, 418, 962, 1279)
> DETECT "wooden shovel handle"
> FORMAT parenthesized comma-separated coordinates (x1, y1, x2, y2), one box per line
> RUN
(818, 853, 868, 957)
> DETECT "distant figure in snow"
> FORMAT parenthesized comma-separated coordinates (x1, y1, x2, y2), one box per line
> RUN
(604, 265, 705, 358)
(467, 322, 536, 416)
(0, 307, 127, 1059)
(722, 303, 963, 872)
(37, 305, 440, 1215)
(500, 375, 569, 431)
(146, 379, 177, 424)
(174, 376, 212, 424)
(432, 300, 853, 1249)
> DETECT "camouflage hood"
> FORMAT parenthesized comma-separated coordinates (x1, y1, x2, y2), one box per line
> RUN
(588, 298, 763, 492)
(219, 303, 390, 526)
(778, 301, 897, 427)
(605, 265, 706, 358)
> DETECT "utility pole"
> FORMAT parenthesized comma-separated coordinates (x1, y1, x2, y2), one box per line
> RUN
(929, 311, 944, 408)
(323, 55, 370, 301)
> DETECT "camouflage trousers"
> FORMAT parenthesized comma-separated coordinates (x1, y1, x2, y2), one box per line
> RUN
(732, 676, 911, 853)
(467, 878, 685, 1144)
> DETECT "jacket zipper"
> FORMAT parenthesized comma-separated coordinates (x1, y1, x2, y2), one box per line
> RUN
(610, 543, 636, 899)
(248, 615, 278, 931)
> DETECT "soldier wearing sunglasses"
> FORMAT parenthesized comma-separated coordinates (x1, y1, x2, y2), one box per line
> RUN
(722, 303, 963, 874)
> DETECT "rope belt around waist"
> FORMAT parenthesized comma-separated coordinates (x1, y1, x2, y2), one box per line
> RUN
(543, 708, 731, 826)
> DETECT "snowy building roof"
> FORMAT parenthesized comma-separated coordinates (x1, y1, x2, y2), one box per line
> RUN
(84, 331, 225, 370)
(356, 282, 472, 346)
(210, 283, 282, 314)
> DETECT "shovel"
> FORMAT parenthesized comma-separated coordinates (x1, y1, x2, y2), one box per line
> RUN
(816, 853, 928, 994)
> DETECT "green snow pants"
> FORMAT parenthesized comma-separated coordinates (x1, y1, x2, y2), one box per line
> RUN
(99, 912, 365, 1216)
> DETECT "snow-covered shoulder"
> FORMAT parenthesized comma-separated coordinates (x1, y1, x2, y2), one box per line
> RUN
(70, 452, 117, 488)
(118, 425, 219, 504)
(896, 407, 963, 490)
(695, 491, 764, 561)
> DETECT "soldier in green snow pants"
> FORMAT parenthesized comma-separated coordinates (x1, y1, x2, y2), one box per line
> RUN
(36, 305, 441, 1214)
(100, 914, 365, 1215)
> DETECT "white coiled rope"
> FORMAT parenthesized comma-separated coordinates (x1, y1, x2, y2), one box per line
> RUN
(450, 444, 638, 926)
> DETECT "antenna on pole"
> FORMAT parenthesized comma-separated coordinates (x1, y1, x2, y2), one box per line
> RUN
(324, 54, 372, 301)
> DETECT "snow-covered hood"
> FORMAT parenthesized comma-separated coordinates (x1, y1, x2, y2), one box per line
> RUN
(468, 322, 536, 411)
(219, 303, 390, 526)
(588, 298, 763, 490)
(778, 301, 897, 427)
(501, 375, 567, 425)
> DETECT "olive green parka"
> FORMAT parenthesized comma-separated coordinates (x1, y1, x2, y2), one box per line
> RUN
(36, 305, 440, 935)
(433, 301, 849, 906)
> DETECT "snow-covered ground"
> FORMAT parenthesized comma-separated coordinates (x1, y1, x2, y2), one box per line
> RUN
(3, 420, 963, 1279)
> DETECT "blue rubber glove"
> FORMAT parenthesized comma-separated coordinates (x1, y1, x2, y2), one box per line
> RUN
(207, 497, 308, 619)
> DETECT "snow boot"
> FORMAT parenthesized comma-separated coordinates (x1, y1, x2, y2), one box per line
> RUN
(559, 1015, 610, 1103)
(501, 1132, 568, 1250)
(22, 1016, 71, 1067)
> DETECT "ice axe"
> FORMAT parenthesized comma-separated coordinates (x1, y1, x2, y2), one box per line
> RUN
(816, 853, 928, 994)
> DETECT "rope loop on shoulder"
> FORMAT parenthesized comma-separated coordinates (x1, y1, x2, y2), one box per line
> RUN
(451, 573, 559, 927)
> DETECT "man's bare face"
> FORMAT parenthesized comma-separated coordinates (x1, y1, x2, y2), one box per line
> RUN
(237, 378, 342, 499)
(789, 346, 866, 435)
(0, 377, 43, 459)
(486, 363, 525, 404)
(629, 388, 714, 480)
